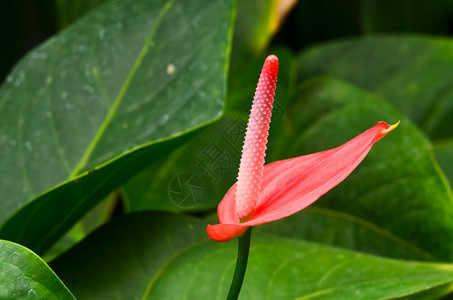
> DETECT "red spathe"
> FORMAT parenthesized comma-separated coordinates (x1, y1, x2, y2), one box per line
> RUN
(207, 121, 398, 242)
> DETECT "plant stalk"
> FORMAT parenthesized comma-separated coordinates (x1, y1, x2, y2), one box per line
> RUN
(227, 227, 252, 300)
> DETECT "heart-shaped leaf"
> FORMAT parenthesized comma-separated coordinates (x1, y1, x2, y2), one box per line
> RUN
(51, 212, 453, 299)
(0, 0, 235, 254)
(0, 240, 74, 299)
(298, 36, 453, 141)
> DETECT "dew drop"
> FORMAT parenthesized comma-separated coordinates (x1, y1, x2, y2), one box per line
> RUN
(8, 251, 20, 262)
(166, 64, 176, 75)
(28, 289, 37, 299)
(161, 114, 169, 123)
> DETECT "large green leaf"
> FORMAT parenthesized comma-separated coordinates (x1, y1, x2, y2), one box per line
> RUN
(0, 240, 75, 299)
(51, 212, 453, 299)
(122, 116, 242, 213)
(0, 0, 235, 254)
(297, 36, 453, 197)
(42, 193, 117, 262)
(146, 240, 453, 300)
(258, 206, 435, 262)
(263, 77, 453, 262)
(51, 212, 207, 299)
(298, 36, 453, 141)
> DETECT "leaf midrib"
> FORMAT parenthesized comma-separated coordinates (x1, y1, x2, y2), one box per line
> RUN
(69, 0, 178, 178)
(295, 274, 453, 300)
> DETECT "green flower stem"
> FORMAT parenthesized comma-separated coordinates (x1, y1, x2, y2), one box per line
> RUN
(227, 227, 252, 300)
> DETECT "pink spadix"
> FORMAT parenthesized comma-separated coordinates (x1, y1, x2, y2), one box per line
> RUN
(235, 55, 279, 221)
(207, 55, 399, 242)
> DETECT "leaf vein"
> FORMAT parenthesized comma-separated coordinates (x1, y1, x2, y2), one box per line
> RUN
(69, 0, 178, 178)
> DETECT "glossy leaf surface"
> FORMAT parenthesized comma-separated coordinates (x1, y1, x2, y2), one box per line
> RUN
(0, 240, 74, 299)
(51, 212, 453, 299)
(298, 36, 453, 141)
(0, 0, 235, 254)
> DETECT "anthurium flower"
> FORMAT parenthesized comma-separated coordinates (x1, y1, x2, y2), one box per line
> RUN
(207, 55, 399, 242)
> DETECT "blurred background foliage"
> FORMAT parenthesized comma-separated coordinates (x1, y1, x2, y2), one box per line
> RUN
(4, 0, 453, 84)
(0, 0, 450, 83)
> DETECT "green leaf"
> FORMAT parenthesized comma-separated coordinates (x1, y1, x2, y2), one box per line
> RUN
(298, 36, 453, 141)
(51, 212, 453, 299)
(0, 240, 75, 299)
(434, 140, 453, 187)
(297, 36, 453, 192)
(122, 116, 243, 213)
(0, 0, 235, 254)
(42, 193, 117, 262)
(264, 77, 453, 262)
(51, 212, 207, 299)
